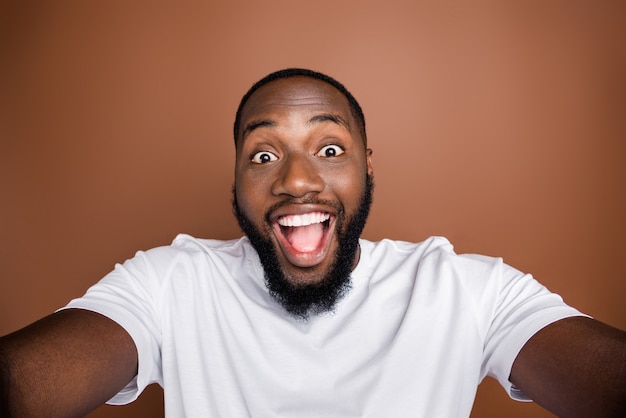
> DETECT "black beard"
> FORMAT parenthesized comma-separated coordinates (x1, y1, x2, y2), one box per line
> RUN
(232, 175, 374, 320)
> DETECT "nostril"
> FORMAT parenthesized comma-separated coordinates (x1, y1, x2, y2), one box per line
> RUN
(272, 157, 324, 197)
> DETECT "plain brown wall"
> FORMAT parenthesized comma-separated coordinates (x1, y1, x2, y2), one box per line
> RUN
(1, 1, 624, 417)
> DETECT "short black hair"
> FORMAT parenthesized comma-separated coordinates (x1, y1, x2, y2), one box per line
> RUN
(233, 68, 366, 146)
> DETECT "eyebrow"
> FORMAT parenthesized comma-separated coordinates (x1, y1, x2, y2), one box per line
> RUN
(308, 113, 351, 132)
(241, 113, 351, 141)
(242, 119, 276, 139)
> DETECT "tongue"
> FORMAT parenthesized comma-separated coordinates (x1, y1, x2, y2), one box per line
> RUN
(287, 223, 324, 252)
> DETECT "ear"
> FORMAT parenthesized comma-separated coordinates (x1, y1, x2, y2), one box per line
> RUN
(366, 148, 374, 176)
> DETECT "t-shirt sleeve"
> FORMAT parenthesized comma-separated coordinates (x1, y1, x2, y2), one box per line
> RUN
(478, 259, 588, 401)
(59, 248, 169, 405)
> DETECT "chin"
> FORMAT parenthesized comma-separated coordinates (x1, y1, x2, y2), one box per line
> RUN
(278, 262, 336, 287)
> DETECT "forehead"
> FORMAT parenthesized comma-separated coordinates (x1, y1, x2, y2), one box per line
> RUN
(238, 77, 354, 135)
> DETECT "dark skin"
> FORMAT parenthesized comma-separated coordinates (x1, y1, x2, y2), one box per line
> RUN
(234, 77, 373, 284)
(1, 77, 625, 417)
(0, 310, 137, 417)
(510, 316, 626, 417)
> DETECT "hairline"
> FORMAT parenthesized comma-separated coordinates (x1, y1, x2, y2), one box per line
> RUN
(233, 68, 367, 147)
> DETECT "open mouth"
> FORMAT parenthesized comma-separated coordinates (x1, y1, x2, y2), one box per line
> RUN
(272, 211, 335, 267)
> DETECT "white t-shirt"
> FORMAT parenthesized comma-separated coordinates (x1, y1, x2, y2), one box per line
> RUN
(64, 234, 584, 417)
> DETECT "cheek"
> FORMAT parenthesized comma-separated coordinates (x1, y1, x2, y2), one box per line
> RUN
(325, 164, 367, 207)
(235, 172, 270, 221)
(234, 173, 255, 213)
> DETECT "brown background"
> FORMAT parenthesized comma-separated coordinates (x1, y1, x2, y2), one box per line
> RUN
(1, 1, 624, 417)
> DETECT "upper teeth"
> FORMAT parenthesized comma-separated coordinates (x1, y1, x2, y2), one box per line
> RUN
(278, 212, 330, 227)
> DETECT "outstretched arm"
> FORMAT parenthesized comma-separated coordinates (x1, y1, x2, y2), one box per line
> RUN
(510, 316, 626, 418)
(0, 309, 138, 418)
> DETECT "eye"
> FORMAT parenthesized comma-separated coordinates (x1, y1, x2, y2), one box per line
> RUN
(251, 151, 278, 164)
(317, 145, 344, 158)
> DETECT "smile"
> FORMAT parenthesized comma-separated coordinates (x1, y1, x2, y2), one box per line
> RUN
(272, 210, 336, 267)
(277, 212, 330, 228)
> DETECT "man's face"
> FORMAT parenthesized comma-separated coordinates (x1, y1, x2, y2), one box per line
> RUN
(233, 76, 373, 317)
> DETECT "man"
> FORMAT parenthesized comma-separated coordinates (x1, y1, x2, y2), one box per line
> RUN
(1, 68, 625, 417)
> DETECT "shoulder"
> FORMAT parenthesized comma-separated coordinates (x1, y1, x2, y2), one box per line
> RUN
(359, 236, 454, 268)
(167, 234, 251, 257)
(84, 235, 259, 299)
(359, 236, 504, 280)
(131, 234, 254, 270)
(357, 236, 539, 315)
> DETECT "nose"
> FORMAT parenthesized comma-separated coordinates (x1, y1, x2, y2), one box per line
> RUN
(271, 153, 324, 198)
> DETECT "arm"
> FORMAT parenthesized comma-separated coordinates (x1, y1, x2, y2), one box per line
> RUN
(0, 309, 138, 418)
(510, 316, 626, 418)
